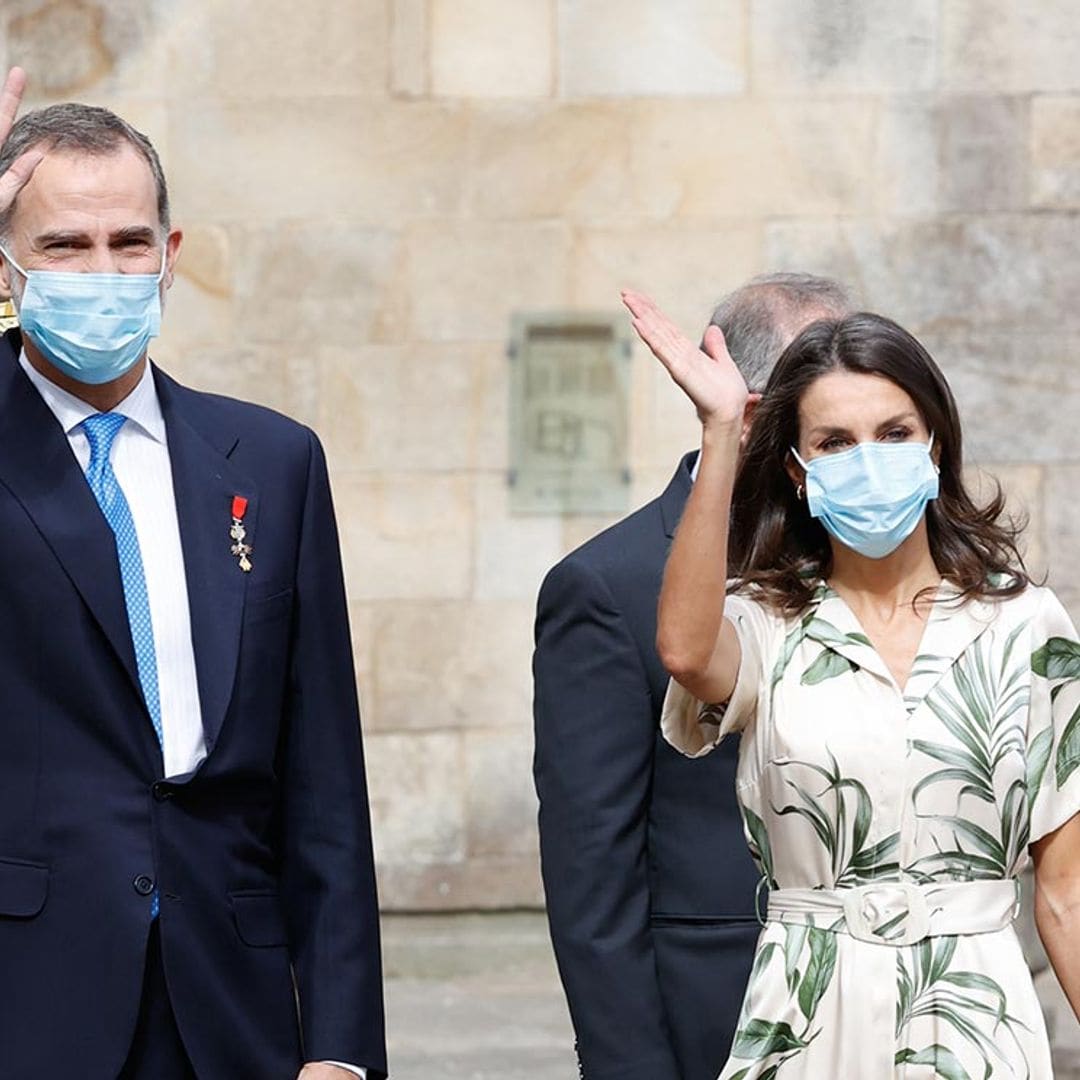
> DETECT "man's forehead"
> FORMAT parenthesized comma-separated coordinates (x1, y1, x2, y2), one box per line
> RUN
(13, 144, 157, 227)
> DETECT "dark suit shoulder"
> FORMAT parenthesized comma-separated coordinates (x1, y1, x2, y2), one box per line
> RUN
(547, 495, 667, 598)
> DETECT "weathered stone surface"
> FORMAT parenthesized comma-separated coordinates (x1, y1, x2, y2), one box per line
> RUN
(1032, 95, 1080, 209)
(931, 334, 1080, 467)
(1044, 464, 1080, 620)
(167, 0, 389, 100)
(764, 216, 1080, 338)
(465, 104, 633, 222)
(473, 474, 564, 601)
(161, 345, 320, 428)
(406, 221, 573, 341)
(370, 600, 534, 732)
(335, 474, 473, 602)
(319, 344, 484, 473)
(629, 100, 876, 219)
(750, 0, 937, 94)
(7, 0, 166, 98)
(874, 96, 1029, 216)
(430, 0, 553, 99)
(231, 225, 406, 346)
(376, 857, 544, 910)
(938, 96, 1029, 212)
(366, 732, 467, 865)
(873, 100, 939, 217)
(391, 0, 428, 98)
(168, 100, 467, 226)
(558, 0, 746, 99)
(465, 730, 539, 859)
(157, 224, 235, 355)
(571, 223, 762, 342)
(942, 3, 1080, 93)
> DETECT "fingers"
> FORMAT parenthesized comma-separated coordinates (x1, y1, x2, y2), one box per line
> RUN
(0, 67, 26, 144)
(0, 147, 44, 214)
(621, 289, 692, 368)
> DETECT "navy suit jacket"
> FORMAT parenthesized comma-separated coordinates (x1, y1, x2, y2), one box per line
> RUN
(533, 454, 761, 1080)
(0, 330, 386, 1079)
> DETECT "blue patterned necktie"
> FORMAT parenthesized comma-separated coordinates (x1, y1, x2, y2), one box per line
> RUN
(82, 413, 162, 915)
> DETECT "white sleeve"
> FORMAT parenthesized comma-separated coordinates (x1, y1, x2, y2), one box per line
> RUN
(1027, 588, 1080, 845)
(660, 592, 770, 758)
(320, 1063, 367, 1078)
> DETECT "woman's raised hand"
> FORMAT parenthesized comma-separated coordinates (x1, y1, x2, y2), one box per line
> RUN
(622, 289, 749, 427)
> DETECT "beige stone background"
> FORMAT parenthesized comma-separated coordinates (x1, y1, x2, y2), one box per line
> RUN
(2, 1, 1080, 922)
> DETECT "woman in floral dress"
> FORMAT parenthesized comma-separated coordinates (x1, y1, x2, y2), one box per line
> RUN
(621, 291, 1080, 1079)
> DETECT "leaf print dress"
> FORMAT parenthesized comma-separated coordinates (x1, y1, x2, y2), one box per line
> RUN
(662, 582, 1080, 1080)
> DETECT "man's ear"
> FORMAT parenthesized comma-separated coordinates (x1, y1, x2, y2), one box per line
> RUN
(0, 252, 13, 304)
(163, 227, 183, 290)
(740, 393, 763, 448)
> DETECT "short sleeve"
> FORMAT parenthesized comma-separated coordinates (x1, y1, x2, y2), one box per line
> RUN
(660, 591, 771, 759)
(1027, 588, 1080, 845)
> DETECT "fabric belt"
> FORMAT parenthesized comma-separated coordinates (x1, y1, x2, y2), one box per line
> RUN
(765, 879, 1021, 947)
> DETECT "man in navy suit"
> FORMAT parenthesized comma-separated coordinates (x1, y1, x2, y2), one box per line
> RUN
(0, 92, 385, 1079)
(533, 273, 850, 1080)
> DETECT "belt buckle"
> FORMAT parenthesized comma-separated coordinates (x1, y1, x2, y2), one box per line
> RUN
(841, 883, 930, 946)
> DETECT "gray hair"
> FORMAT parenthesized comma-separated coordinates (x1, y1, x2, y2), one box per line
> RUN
(708, 272, 852, 392)
(0, 103, 169, 241)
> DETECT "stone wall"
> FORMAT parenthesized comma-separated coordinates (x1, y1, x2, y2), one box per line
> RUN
(2, 1, 1079, 913)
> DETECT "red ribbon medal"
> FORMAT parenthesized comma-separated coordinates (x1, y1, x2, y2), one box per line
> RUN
(229, 495, 253, 572)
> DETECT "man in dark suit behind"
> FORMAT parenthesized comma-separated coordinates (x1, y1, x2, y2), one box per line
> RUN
(533, 273, 851, 1080)
(0, 95, 384, 1078)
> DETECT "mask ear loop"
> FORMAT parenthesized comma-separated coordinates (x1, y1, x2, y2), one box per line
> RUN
(789, 446, 809, 501)
(927, 431, 939, 474)
(0, 245, 28, 281)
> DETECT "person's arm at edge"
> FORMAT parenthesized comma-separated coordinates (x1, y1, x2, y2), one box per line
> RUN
(534, 556, 683, 1080)
(1032, 811, 1080, 1020)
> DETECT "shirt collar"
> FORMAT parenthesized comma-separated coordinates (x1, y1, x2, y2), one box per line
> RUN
(19, 350, 166, 444)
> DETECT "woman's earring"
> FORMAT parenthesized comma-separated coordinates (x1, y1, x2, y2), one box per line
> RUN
(796, 483, 804, 501)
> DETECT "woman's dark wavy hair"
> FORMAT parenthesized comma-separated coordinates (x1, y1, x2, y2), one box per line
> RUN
(729, 312, 1030, 615)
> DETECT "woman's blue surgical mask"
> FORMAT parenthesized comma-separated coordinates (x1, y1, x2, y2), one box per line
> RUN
(791, 436, 940, 560)
(1, 245, 166, 385)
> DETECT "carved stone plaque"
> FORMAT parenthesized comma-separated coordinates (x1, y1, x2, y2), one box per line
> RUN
(509, 312, 631, 515)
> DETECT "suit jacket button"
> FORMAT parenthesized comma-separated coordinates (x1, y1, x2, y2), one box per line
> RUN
(152, 782, 173, 802)
(133, 874, 155, 896)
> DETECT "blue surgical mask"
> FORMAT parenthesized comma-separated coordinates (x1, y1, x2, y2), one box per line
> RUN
(791, 436, 940, 560)
(1, 245, 166, 385)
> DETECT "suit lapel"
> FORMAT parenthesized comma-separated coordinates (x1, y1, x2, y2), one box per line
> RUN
(0, 337, 143, 694)
(155, 367, 254, 754)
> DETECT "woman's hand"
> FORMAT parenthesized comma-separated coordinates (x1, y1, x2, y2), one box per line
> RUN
(622, 289, 749, 427)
